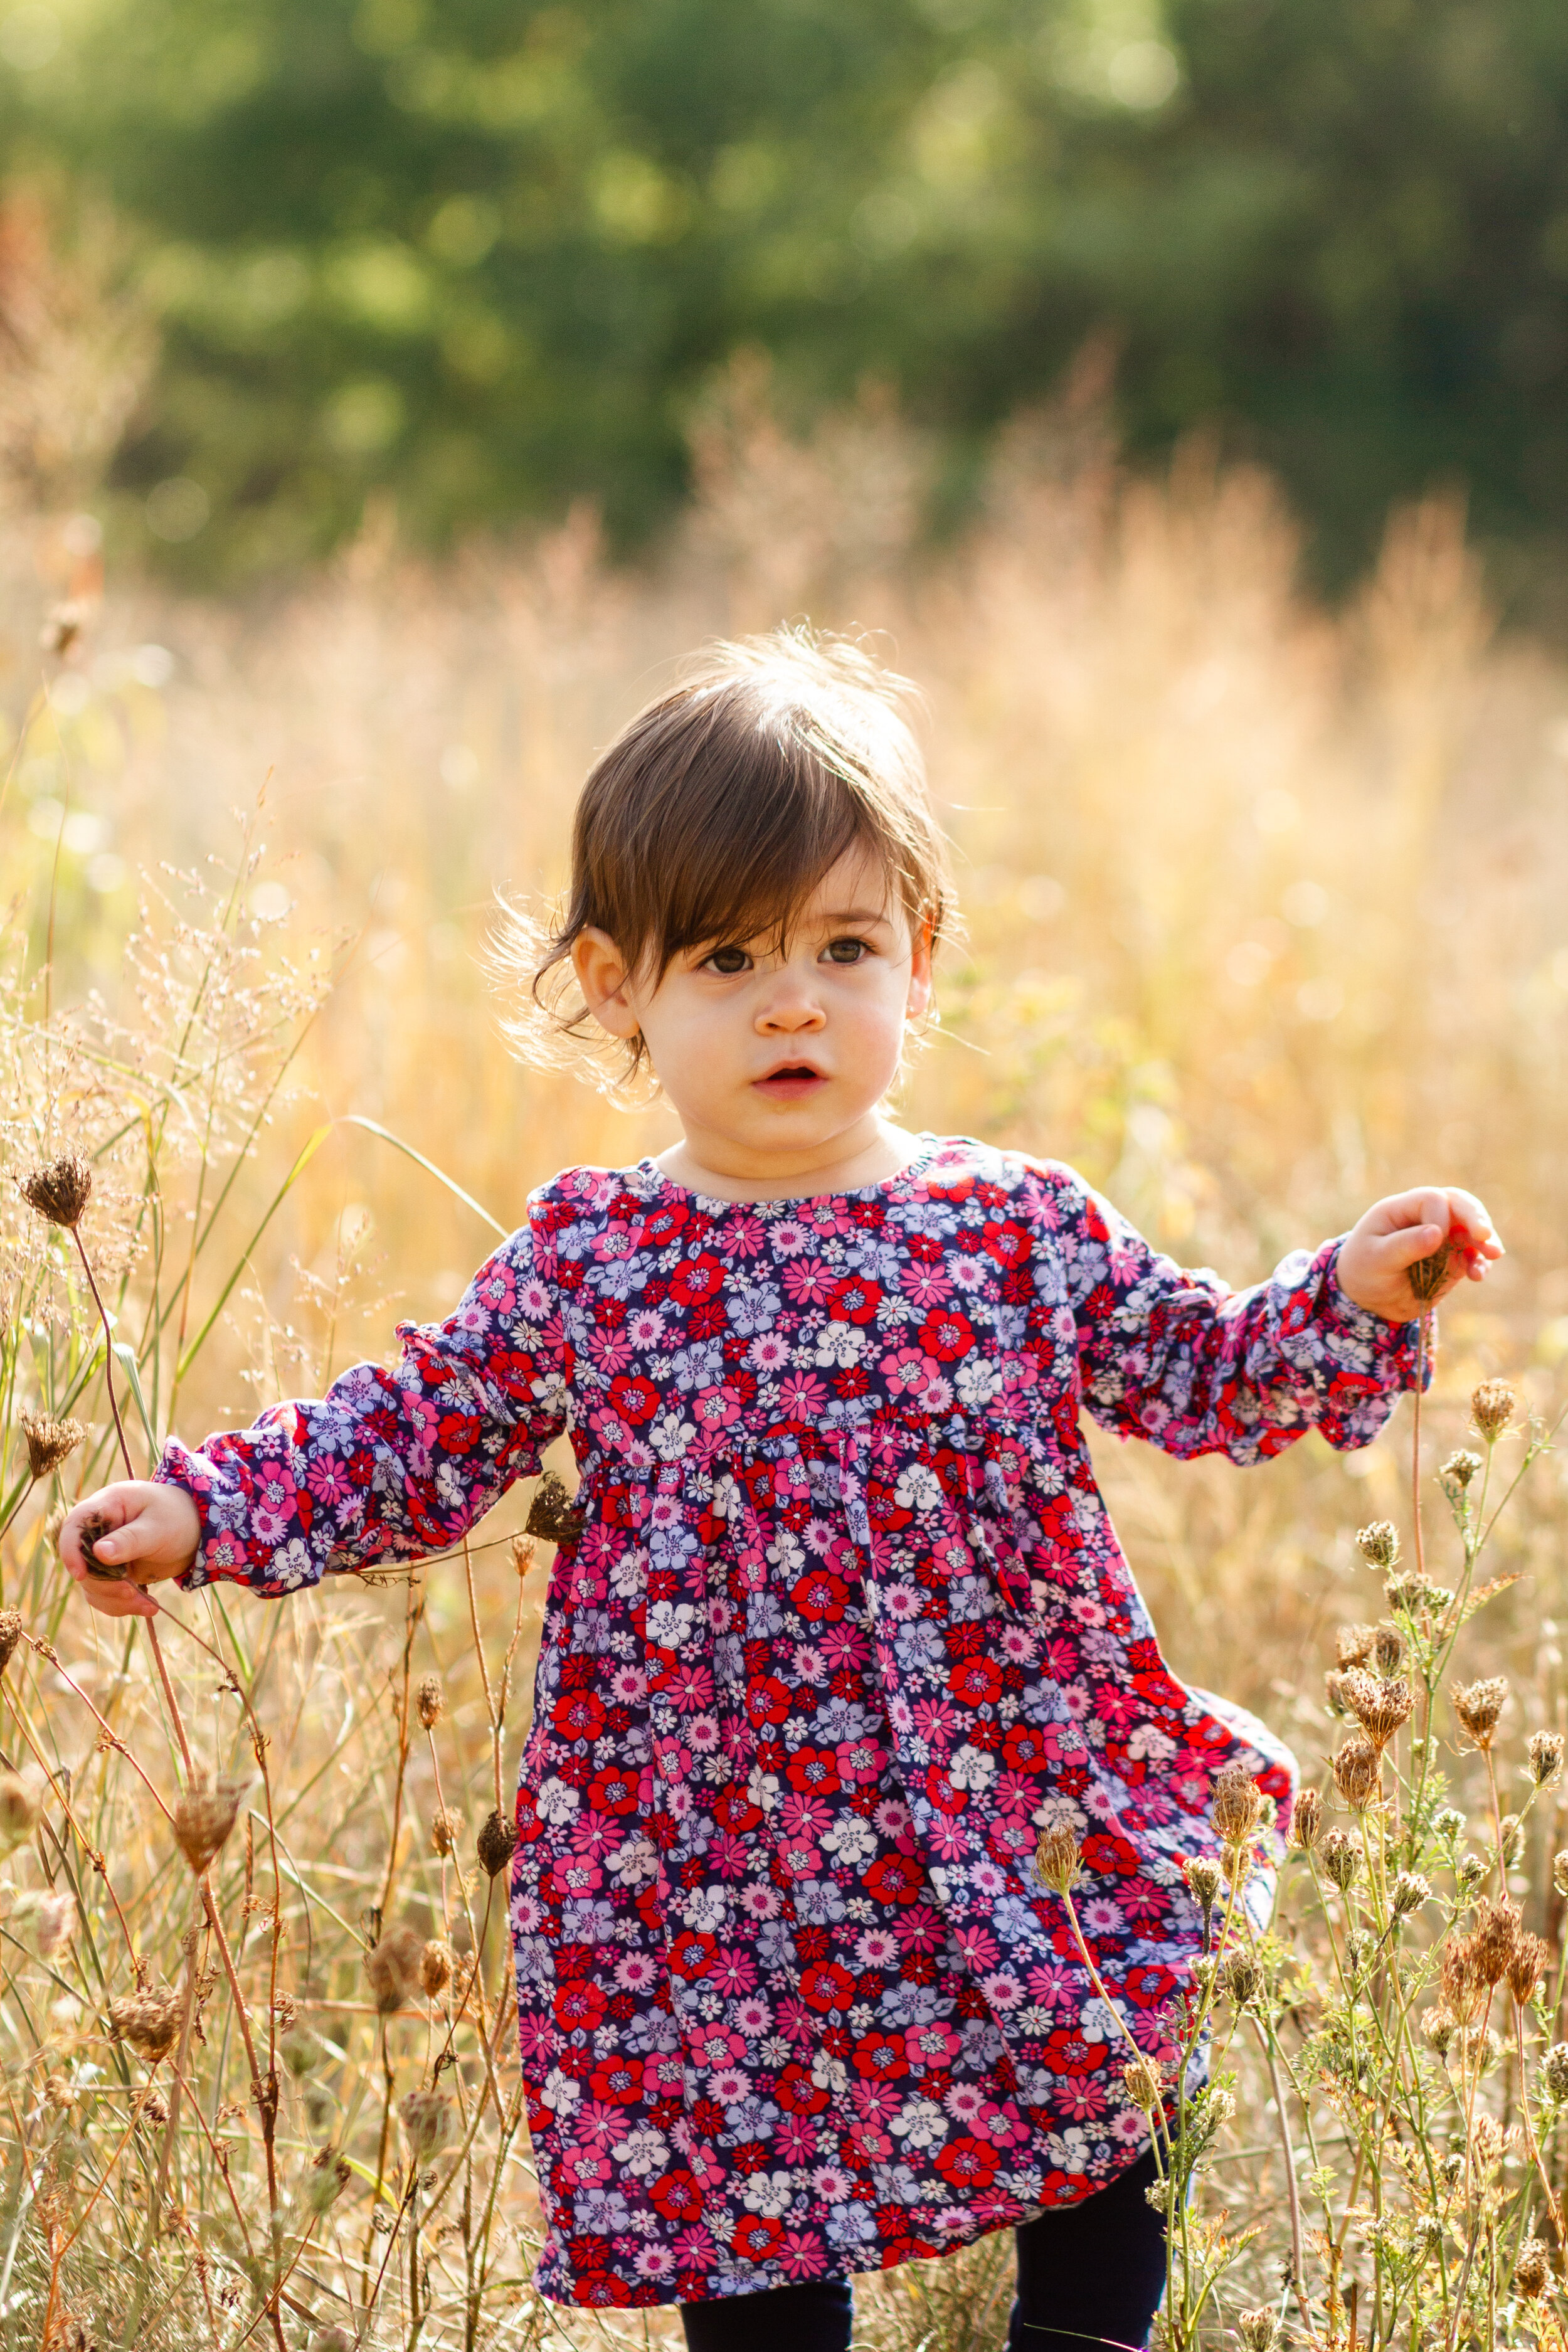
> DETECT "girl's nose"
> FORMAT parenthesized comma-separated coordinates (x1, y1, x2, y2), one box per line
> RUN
(756, 970, 826, 1032)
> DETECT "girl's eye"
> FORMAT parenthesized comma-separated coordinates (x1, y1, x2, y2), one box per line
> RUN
(705, 946, 750, 975)
(825, 937, 869, 965)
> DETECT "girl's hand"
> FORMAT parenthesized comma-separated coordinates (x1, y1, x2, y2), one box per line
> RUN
(1337, 1185, 1503, 1323)
(58, 1483, 201, 1620)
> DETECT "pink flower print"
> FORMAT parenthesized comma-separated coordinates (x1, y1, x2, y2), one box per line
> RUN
(778, 2227, 829, 2279)
(943, 2083, 988, 2127)
(836, 1735, 884, 1788)
(684, 1714, 721, 1754)
(953, 1923, 1000, 1973)
(776, 1372, 828, 1421)
(691, 1384, 741, 1434)
(733, 1996, 773, 2037)
(854, 1929, 899, 1969)
(768, 1218, 810, 1256)
(304, 1454, 352, 1507)
(900, 1260, 954, 1309)
(588, 1328, 635, 1375)
(718, 1212, 767, 1260)
(516, 2011, 556, 2064)
(781, 1259, 837, 1307)
(250, 1463, 299, 1546)
(708, 1946, 758, 1998)
(980, 1971, 1025, 2014)
(613, 1952, 660, 1994)
(905, 2020, 963, 2074)
(880, 1345, 935, 1399)
(775, 2114, 820, 2166)
(746, 1332, 791, 1374)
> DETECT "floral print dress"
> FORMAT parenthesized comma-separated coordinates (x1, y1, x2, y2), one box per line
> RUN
(156, 1137, 1420, 2308)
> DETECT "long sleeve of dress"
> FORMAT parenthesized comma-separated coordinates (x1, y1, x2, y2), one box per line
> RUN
(152, 1214, 568, 1596)
(1042, 1164, 1423, 1463)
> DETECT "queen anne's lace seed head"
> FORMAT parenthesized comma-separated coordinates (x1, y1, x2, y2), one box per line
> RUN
(1211, 1764, 1262, 1848)
(1034, 1823, 1081, 1895)
(1406, 1242, 1451, 1303)
(109, 1988, 181, 2063)
(415, 1673, 444, 1730)
(1513, 2240, 1552, 2301)
(1356, 1521, 1401, 1571)
(172, 1772, 252, 1877)
(1471, 1379, 1517, 1442)
(19, 1154, 93, 1229)
(399, 2087, 454, 2161)
(1453, 1676, 1508, 1749)
(477, 1808, 518, 1879)
(19, 1411, 84, 1481)
(1530, 1731, 1564, 1789)
(1290, 1789, 1323, 1850)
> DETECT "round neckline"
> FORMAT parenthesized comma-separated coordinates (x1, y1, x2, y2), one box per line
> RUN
(637, 1131, 942, 1216)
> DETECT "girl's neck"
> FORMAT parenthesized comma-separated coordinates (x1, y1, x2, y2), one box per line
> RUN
(652, 1118, 926, 1204)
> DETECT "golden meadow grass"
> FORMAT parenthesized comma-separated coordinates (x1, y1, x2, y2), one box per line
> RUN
(4, 375, 1568, 2344)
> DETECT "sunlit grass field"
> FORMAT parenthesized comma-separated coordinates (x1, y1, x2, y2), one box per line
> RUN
(4, 371, 1568, 2344)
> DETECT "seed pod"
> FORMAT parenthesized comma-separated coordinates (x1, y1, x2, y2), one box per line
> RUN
(420, 1938, 453, 1998)
(0, 1613, 21, 1675)
(1421, 2006, 1456, 2057)
(76, 1508, 125, 1582)
(1290, 1789, 1323, 1850)
(415, 1673, 444, 1730)
(1440, 1448, 1482, 1494)
(524, 1470, 583, 1544)
(1221, 1950, 1264, 2008)
(1355, 1521, 1400, 1571)
(1453, 1676, 1508, 1749)
(1323, 1668, 1348, 1717)
(1513, 2239, 1552, 2301)
(1530, 1731, 1564, 1789)
(1182, 1855, 1222, 1913)
(1539, 2043, 1568, 2100)
(1391, 1871, 1430, 1918)
(1320, 1828, 1362, 1892)
(477, 1806, 518, 1879)
(1555, 1851, 1568, 1899)
(430, 1804, 464, 1859)
(1470, 2112, 1508, 2173)
(1120, 2057, 1162, 2111)
(1406, 1242, 1451, 1303)
(1343, 1672, 1412, 1752)
(307, 2149, 352, 2216)
(1373, 1623, 1404, 1676)
(1471, 1898, 1522, 1987)
(510, 1533, 537, 1578)
(1508, 1931, 1549, 2008)
(1471, 1379, 1517, 1443)
(19, 1155, 93, 1230)
(1457, 1852, 1486, 1891)
(1211, 1764, 1262, 1848)
(1237, 2313, 1281, 2352)
(0, 1772, 41, 1856)
(109, 1988, 182, 2063)
(364, 1924, 424, 2015)
(1335, 1622, 1377, 1668)
(172, 1772, 252, 1877)
(43, 2073, 73, 2111)
(1033, 1823, 1082, 1895)
(1332, 1736, 1381, 1811)
(20, 1412, 85, 1482)
(399, 2087, 454, 2162)
(1498, 1813, 1524, 1867)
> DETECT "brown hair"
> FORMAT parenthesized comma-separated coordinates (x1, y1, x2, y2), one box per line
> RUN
(494, 628, 952, 1085)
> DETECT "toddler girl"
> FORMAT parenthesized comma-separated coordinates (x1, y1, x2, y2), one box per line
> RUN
(62, 632, 1500, 2351)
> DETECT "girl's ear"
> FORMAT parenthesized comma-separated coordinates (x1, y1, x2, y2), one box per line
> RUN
(905, 918, 935, 1022)
(571, 928, 642, 1039)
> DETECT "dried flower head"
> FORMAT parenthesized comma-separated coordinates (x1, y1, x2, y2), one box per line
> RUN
(1373, 1623, 1404, 1677)
(1323, 1668, 1348, 1717)
(1320, 1828, 1362, 1892)
(1356, 1521, 1401, 1571)
(1332, 1735, 1382, 1810)
(1556, 1850, 1568, 1900)
(1508, 1931, 1550, 2008)
(1221, 1950, 1264, 2008)
(1343, 1671, 1412, 1752)
(1453, 1676, 1508, 1749)
(1421, 2006, 1456, 2057)
(1471, 1899, 1522, 1988)
(0, 1772, 41, 1855)
(420, 1938, 453, 1999)
(364, 1924, 424, 2015)
(1335, 1623, 1377, 1668)
(109, 1988, 181, 2063)
(172, 1772, 252, 1877)
(1210, 1764, 1263, 1848)
(524, 1470, 584, 1544)
(1498, 1812, 1524, 1867)
(1406, 1241, 1451, 1303)
(1470, 2112, 1510, 2174)
(1182, 1855, 1223, 1913)
(415, 1672, 444, 1730)
(1513, 2240, 1552, 2302)
(19, 1154, 93, 1230)
(1540, 2043, 1568, 2100)
(75, 1509, 125, 1582)
(307, 2149, 352, 2216)
(1290, 1789, 1323, 1850)
(430, 1805, 464, 1859)
(43, 2072, 73, 2112)
(1121, 2057, 1162, 2111)
(1457, 1852, 1486, 1891)
(510, 1533, 537, 1578)
(1433, 1808, 1466, 1844)
(0, 1613, 23, 1676)
(1441, 1448, 1483, 1495)
(1471, 1379, 1517, 1443)
(1391, 1871, 1430, 1918)
(399, 2087, 454, 2161)
(19, 1411, 84, 1482)
(1530, 1731, 1565, 1790)
(1034, 1823, 1082, 1895)
(1237, 2312, 1281, 2352)
(477, 1806, 519, 1880)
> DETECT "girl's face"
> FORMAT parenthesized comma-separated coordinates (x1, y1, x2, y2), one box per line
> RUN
(571, 847, 932, 1187)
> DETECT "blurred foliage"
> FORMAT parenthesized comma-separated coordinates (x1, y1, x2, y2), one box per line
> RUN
(0, 0, 1565, 585)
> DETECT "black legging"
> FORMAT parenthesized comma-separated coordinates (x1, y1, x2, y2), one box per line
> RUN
(680, 2148, 1167, 2352)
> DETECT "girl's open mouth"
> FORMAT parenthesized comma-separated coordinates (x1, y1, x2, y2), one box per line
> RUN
(755, 1066, 827, 1099)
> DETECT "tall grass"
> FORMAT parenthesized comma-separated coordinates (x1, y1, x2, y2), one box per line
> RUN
(2, 363, 1568, 2344)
